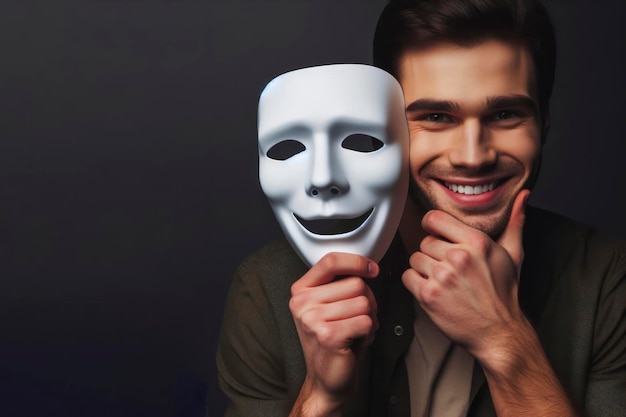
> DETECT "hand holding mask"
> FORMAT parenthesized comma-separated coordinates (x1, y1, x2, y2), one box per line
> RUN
(258, 64, 409, 266)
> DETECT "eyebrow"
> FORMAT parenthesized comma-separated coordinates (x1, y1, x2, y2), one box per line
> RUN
(405, 99, 460, 114)
(405, 95, 538, 115)
(485, 95, 538, 115)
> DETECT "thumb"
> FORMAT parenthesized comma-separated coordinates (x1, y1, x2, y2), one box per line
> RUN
(497, 189, 530, 272)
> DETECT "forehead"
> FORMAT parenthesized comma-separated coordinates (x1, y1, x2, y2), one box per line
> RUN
(258, 65, 397, 138)
(398, 40, 536, 105)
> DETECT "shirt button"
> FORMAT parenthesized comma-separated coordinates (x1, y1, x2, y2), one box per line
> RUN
(394, 325, 404, 336)
(390, 395, 398, 405)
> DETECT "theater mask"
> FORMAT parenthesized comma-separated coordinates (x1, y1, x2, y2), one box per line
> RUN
(258, 64, 409, 266)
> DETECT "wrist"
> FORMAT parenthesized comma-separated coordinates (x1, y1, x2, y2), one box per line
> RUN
(473, 317, 540, 378)
(290, 377, 346, 417)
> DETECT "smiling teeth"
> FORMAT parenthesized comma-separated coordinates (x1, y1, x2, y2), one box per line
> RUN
(445, 181, 496, 195)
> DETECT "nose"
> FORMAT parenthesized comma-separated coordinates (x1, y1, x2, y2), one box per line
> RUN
(310, 185, 342, 197)
(306, 133, 349, 199)
(448, 119, 497, 169)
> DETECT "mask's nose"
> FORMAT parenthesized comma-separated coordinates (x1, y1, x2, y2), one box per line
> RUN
(309, 185, 341, 197)
(306, 133, 349, 199)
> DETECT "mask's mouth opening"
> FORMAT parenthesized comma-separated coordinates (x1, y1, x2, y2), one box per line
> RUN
(294, 208, 374, 235)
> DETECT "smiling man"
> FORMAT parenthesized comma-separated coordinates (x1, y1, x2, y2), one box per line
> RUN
(216, 1, 626, 416)
(399, 40, 541, 237)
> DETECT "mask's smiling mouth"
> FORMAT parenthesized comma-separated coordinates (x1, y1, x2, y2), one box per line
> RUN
(294, 208, 374, 235)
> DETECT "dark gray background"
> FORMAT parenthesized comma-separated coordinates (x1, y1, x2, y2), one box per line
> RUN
(0, 1, 624, 416)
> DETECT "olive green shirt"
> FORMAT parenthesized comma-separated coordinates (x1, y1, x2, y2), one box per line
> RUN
(216, 207, 626, 417)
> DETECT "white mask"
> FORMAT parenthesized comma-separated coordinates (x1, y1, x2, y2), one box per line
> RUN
(258, 64, 409, 266)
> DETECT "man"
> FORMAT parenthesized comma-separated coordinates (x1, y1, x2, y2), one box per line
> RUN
(216, 1, 626, 416)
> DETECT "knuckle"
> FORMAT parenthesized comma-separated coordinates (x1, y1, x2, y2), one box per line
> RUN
(351, 277, 367, 293)
(288, 296, 296, 313)
(318, 252, 340, 270)
(433, 264, 455, 287)
(289, 292, 307, 313)
(342, 276, 368, 296)
(290, 281, 302, 297)
(351, 315, 374, 338)
(315, 323, 334, 345)
(420, 284, 440, 306)
(299, 309, 320, 333)
(402, 268, 420, 287)
(354, 295, 371, 314)
(448, 248, 471, 269)
(360, 315, 374, 332)
(469, 234, 491, 255)
(288, 294, 302, 314)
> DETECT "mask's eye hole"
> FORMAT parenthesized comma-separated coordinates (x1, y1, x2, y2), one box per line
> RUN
(266, 140, 306, 160)
(341, 134, 384, 153)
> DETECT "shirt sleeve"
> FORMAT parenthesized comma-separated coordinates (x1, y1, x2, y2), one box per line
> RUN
(216, 261, 293, 417)
(585, 246, 626, 417)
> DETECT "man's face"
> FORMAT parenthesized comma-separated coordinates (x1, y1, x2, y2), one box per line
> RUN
(258, 64, 409, 266)
(398, 40, 543, 238)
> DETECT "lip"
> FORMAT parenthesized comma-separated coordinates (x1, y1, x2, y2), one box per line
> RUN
(294, 208, 374, 235)
(435, 177, 509, 208)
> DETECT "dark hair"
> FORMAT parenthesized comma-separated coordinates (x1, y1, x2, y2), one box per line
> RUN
(373, 0, 556, 123)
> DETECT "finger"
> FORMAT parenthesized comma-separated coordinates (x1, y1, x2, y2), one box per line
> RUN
(408, 251, 436, 279)
(421, 209, 478, 244)
(292, 277, 376, 311)
(419, 234, 453, 261)
(401, 267, 428, 301)
(311, 315, 376, 349)
(497, 189, 530, 269)
(353, 286, 380, 350)
(364, 281, 378, 316)
(311, 295, 376, 322)
(324, 277, 378, 320)
(402, 267, 447, 313)
(293, 252, 379, 291)
(339, 315, 376, 342)
(356, 312, 379, 350)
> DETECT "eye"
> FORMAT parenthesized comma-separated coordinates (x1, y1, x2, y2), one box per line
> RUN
(341, 134, 384, 153)
(266, 140, 306, 160)
(491, 110, 518, 120)
(420, 113, 453, 123)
